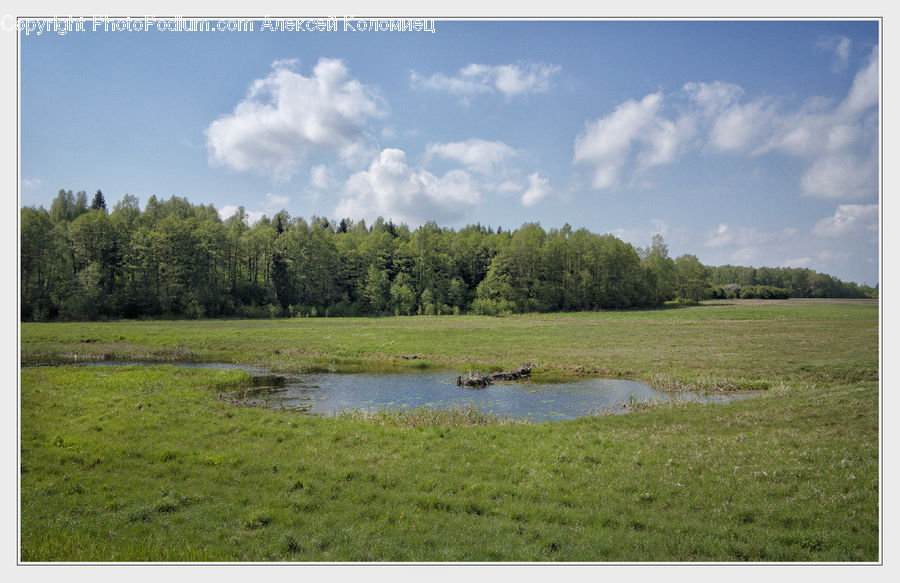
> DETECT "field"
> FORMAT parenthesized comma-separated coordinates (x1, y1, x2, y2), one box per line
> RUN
(19, 299, 879, 561)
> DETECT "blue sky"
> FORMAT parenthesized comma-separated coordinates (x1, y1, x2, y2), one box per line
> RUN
(19, 19, 880, 285)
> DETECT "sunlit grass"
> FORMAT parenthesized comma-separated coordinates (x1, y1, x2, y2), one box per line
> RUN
(19, 300, 879, 561)
(21, 299, 876, 386)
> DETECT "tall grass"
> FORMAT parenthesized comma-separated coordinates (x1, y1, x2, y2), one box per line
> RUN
(335, 404, 531, 427)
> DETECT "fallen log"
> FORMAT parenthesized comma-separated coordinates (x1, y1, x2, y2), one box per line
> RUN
(457, 373, 491, 388)
(487, 365, 533, 381)
(457, 365, 533, 388)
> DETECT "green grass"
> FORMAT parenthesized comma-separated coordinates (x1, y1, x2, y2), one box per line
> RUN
(19, 299, 879, 561)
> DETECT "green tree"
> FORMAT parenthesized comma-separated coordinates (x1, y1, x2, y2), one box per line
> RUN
(362, 263, 391, 313)
(390, 273, 417, 316)
(90, 189, 108, 213)
(69, 210, 121, 304)
(640, 234, 676, 305)
(49, 189, 88, 223)
(675, 254, 710, 303)
(270, 210, 294, 310)
(20, 207, 57, 320)
(111, 194, 140, 230)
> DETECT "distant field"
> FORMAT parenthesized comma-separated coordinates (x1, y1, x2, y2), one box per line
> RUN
(19, 300, 879, 561)
(21, 299, 878, 389)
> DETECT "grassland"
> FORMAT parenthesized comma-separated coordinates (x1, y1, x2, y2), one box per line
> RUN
(19, 299, 879, 561)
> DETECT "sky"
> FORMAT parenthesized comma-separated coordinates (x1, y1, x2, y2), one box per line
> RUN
(18, 18, 881, 285)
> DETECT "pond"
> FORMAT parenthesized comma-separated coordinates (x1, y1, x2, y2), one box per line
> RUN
(59, 361, 755, 423)
(243, 371, 757, 422)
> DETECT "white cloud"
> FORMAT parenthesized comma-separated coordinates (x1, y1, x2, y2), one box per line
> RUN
(683, 81, 743, 114)
(573, 91, 696, 189)
(520, 173, 551, 206)
(812, 204, 878, 237)
(335, 148, 481, 226)
(424, 138, 518, 175)
(411, 62, 561, 100)
(205, 58, 386, 182)
(839, 46, 879, 117)
(217, 193, 289, 226)
(816, 35, 852, 71)
(218, 204, 240, 222)
(217, 204, 265, 226)
(573, 93, 666, 189)
(422, 138, 553, 201)
(494, 180, 524, 193)
(310, 165, 335, 189)
(800, 151, 877, 200)
(759, 50, 877, 162)
(271, 57, 300, 70)
(708, 99, 775, 152)
(705, 223, 734, 247)
(752, 50, 878, 200)
(639, 114, 695, 168)
(575, 47, 878, 200)
(265, 192, 289, 208)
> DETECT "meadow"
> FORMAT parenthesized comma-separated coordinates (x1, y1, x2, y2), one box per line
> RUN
(19, 299, 879, 561)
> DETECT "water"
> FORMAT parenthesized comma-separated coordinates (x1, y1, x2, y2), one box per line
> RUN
(39, 361, 756, 423)
(248, 372, 756, 422)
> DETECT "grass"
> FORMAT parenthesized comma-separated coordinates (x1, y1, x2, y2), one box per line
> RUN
(19, 299, 879, 561)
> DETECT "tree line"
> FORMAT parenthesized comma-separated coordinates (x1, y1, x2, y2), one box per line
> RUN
(20, 190, 877, 321)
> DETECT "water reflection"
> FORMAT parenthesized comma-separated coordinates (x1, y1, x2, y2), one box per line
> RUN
(242, 371, 756, 423)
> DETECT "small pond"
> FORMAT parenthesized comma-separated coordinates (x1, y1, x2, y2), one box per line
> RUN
(54, 361, 757, 423)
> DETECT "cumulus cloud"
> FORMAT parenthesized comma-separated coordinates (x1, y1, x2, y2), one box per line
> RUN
(573, 93, 694, 189)
(574, 47, 878, 200)
(205, 58, 386, 182)
(335, 148, 480, 226)
(424, 138, 518, 175)
(218, 204, 265, 226)
(639, 115, 696, 168)
(422, 138, 552, 200)
(708, 99, 775, 152)
(812, 204, 878, 237)
(411, 62, 561, 100)
(217, 192, 290, 226)
(520, 173, 551, 206)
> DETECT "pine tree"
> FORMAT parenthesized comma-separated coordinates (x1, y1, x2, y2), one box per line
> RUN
(90, 189, 108, 213)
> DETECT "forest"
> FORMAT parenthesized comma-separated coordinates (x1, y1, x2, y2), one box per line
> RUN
(20, 189, 878, 321)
